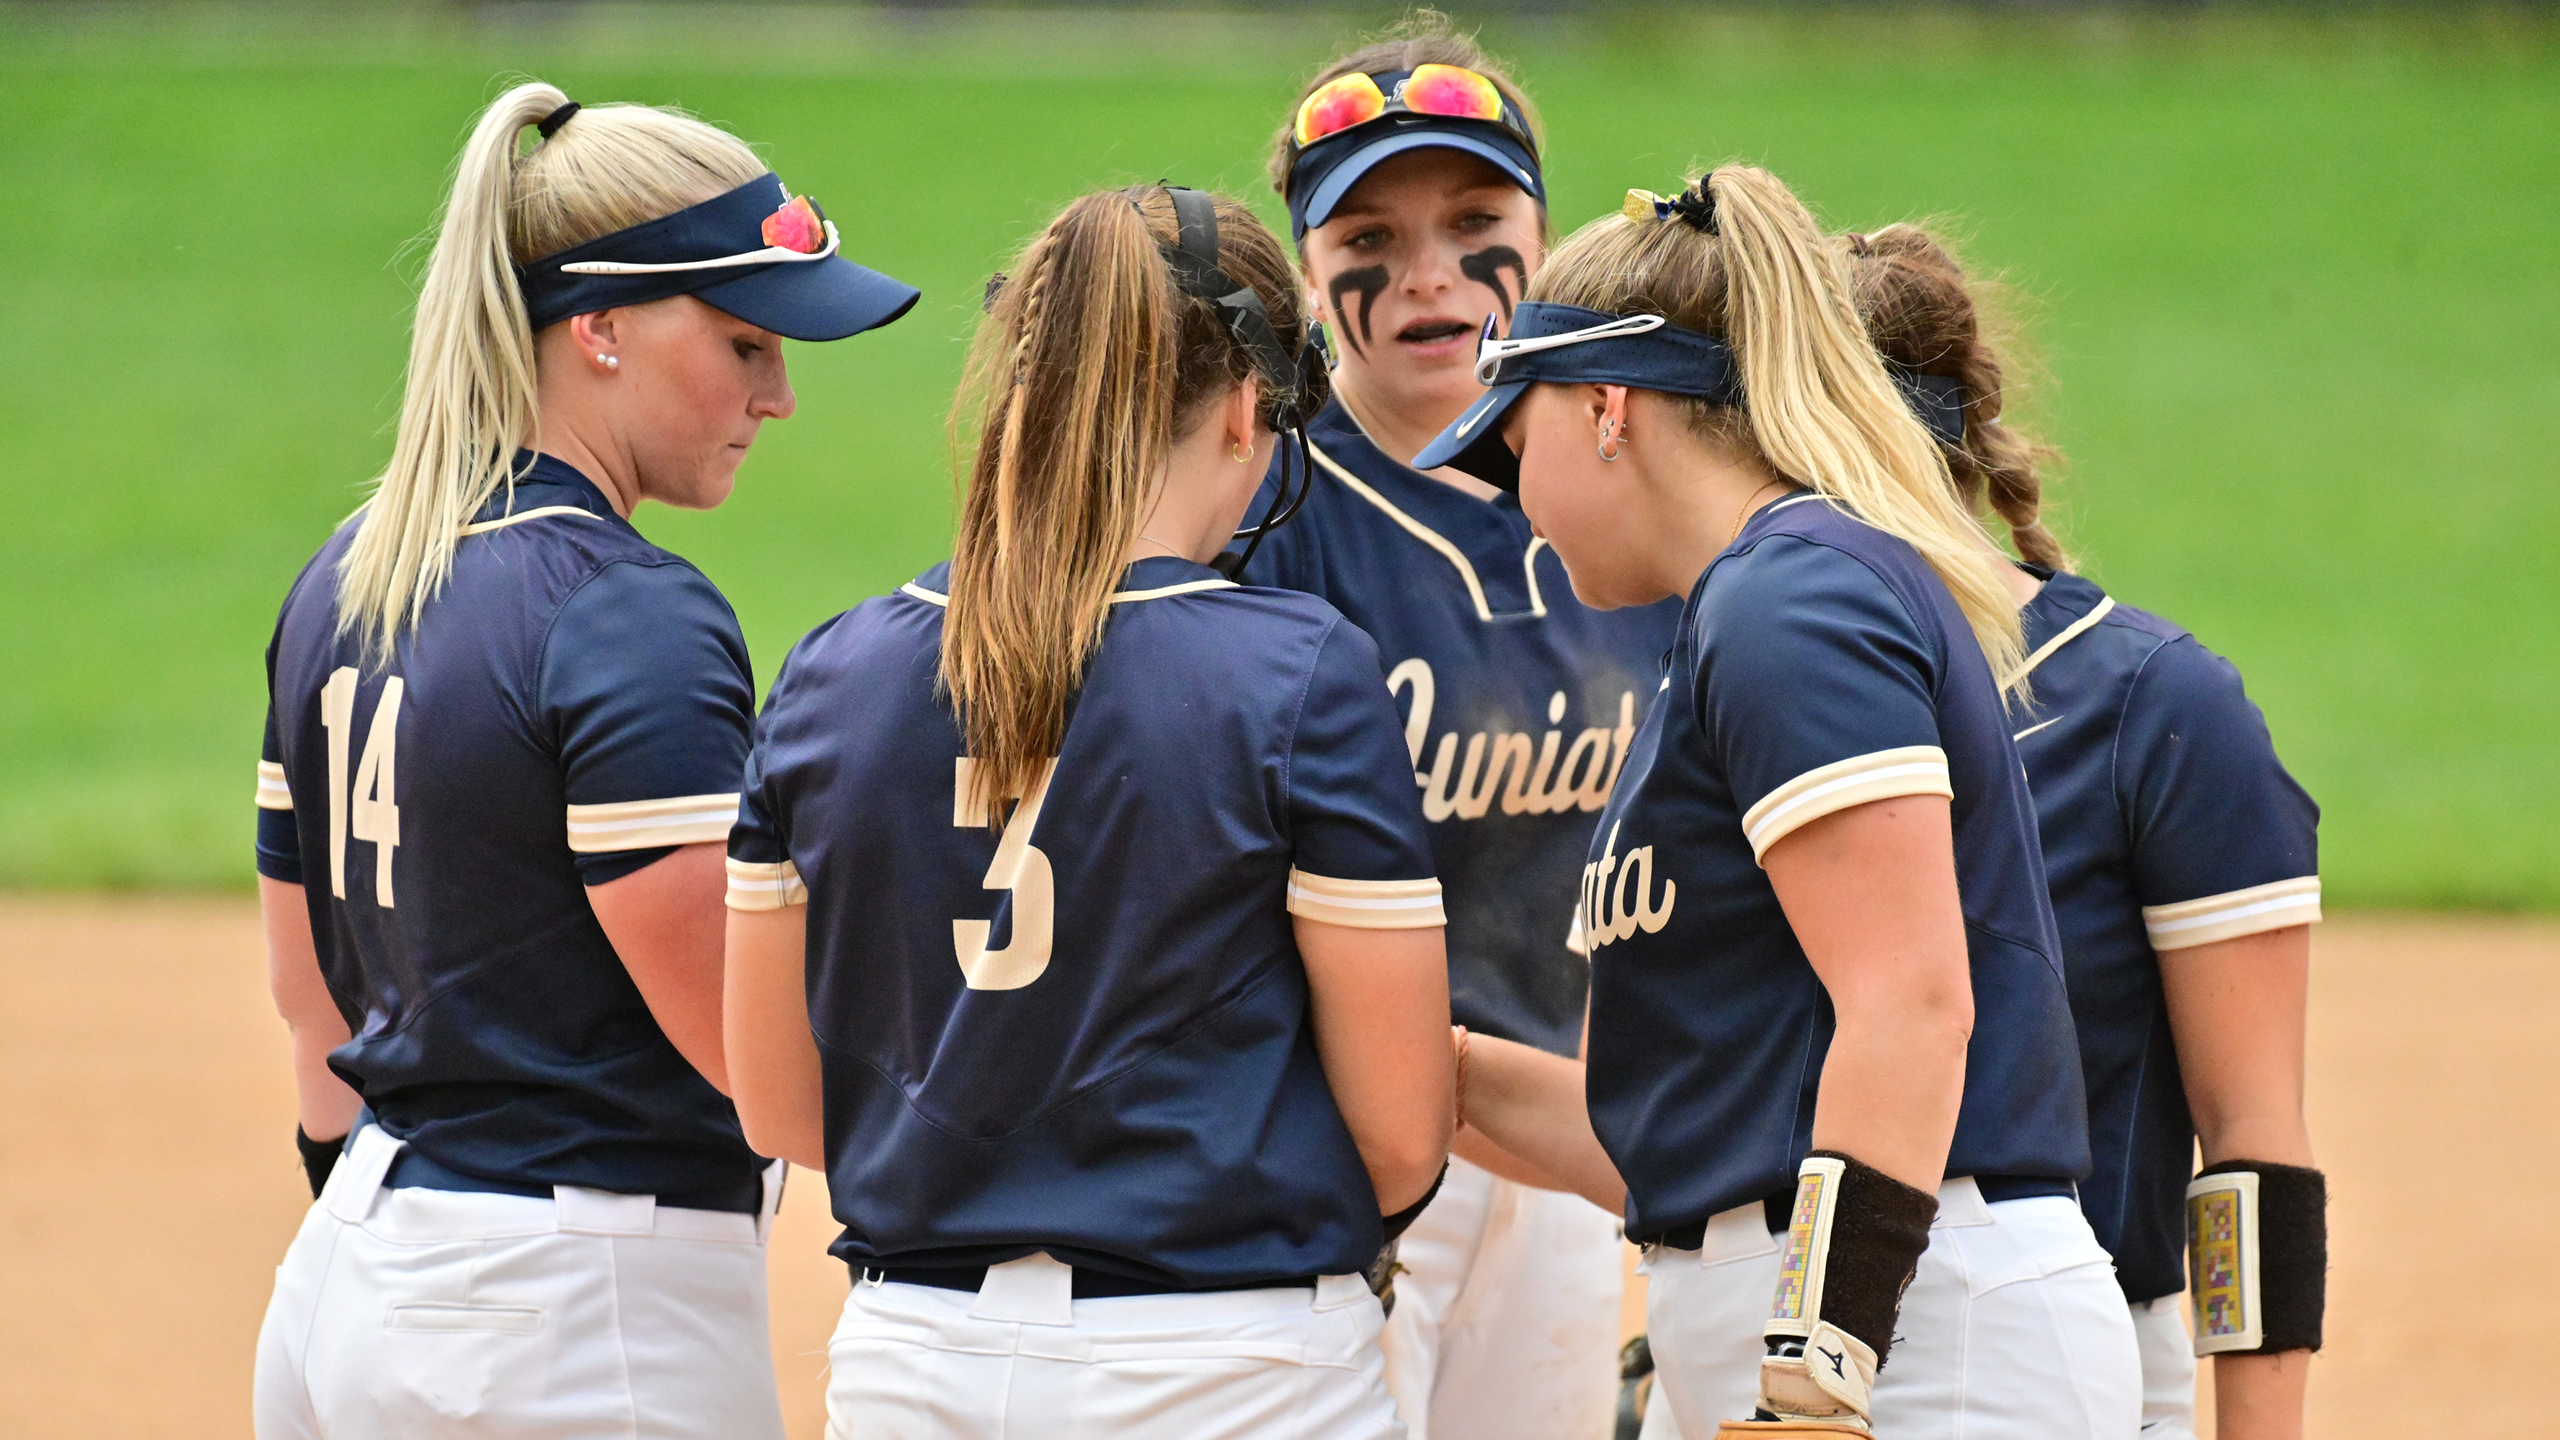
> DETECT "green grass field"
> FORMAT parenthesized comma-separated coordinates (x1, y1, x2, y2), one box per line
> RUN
(2, 5, 2554, 903)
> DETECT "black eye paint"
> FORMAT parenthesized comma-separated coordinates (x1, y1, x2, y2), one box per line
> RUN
(1460, 244, 1529, 320)
(1327, 265, 1390, 358)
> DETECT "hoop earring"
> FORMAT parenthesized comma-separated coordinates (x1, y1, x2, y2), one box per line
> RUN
(1232, 442, 1253, 464)
(1597, 422, 1622, 463)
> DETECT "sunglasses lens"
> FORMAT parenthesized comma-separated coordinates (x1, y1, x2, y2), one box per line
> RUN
(1296, 72, 1388, 146)
(1402, 65, 1503, 123)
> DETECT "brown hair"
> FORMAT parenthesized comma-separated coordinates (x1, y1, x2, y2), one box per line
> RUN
(1266, 8, 1545, 203)
(339, 81, 765, 657)
(1843, 225, 2071, 572)
(944, 186, 1310, 817)
(1531, 167, 2029, 690)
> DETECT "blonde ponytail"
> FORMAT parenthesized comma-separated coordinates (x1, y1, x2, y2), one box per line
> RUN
(944, 187, 1306, 819)
(1533, 167, 2027, 692)
(336, 82, 764, 656)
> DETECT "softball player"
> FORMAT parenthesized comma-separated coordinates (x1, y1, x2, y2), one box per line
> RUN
(722, 185, 1452, 1440)
(1244, 23, 1680, 1438)
(251, 83, 915, 1438)
(1416, 167, 2141, 1439)
(1842, 224, 2325, 1440)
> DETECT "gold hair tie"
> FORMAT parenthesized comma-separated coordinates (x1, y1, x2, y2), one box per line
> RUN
(1622, 188, 1670, 222)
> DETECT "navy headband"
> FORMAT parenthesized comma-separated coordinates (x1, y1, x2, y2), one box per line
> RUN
(514, 172, 919, 343)
(1414, 301, 1970, 490)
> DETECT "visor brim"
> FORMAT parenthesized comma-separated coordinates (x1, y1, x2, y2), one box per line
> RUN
(692, 254, 921, 342)
(1411, 378, 1530, 492)
(1295, 128, 1542, 238)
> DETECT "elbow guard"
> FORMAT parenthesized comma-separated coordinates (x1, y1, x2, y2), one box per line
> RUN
(1746, 1151, 1938, 1432)
(2187, 1160, 2326, 1356)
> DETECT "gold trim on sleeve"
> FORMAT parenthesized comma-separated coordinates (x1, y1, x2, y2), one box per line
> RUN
(2142, 877, 2321, 951)
(724, 857, 807, 911)
(255, 759, 294, 811)
(564, 793, 741, 853)
(1285, 870, 1446, 930)
(1740, 746, 1952, 863)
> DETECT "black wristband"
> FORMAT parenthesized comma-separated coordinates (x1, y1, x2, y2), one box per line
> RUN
(1769, 1150, 1938, 1365)
(1381, 1163, 1447, 1246)
(2188, 1160, 2325, 1354)
(296, 1127, 346, 1200)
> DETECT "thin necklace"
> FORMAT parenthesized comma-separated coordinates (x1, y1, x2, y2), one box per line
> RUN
(1729, 478, 1786, 547)
(1134, 532, 1184, 559)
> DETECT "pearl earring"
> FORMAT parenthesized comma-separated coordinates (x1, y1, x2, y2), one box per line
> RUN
(598, 354, 618, 370)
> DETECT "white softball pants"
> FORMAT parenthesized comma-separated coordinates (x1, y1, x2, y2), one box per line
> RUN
(253, 1125, 785, 1440)
(1379, 1156, 1625, 1440)
(1638, 1181, 2141, 1440)
(823, 1253, 1404, 1440)
(2129, 1294, 2200, 1439)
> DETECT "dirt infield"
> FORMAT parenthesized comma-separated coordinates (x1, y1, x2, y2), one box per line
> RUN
(2, 901, 2547, 1438)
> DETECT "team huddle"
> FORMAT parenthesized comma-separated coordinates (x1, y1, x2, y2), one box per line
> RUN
(247, 17, 2326, 1440)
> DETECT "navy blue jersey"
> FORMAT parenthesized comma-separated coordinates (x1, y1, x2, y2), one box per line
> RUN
(2010, 570, 2320, 1302)
(1584, 493, 2088, 1240)
(1237, 399, 1681, 1055)
(727, 556, 1444, 1287)
(256, 452, 762, 1200)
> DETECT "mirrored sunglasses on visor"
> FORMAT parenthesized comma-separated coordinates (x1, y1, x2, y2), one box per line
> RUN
(1289, 64, 1537, 158)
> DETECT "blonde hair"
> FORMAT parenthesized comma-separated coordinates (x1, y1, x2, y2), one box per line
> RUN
(1841, 223, 2071, 572)
(336, 81, 765, 656)
(1267, 9, 1545, 203)
(1531, 166, 2029, 690)
(944, 187, 1307, 818)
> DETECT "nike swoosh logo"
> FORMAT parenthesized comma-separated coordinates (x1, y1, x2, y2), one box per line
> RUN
(1454, 405, 1487, 439)
(2013, 716, 2061, 741)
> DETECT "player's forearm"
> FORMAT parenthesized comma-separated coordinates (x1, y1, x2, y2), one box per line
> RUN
(722, 907, 826, 1170)
(1460, 1035, 1624, 1213)
(1451, 1124, 1573, 1193)
(2214, 1349, 2310, 1440)
(2162, 926, 2314, 1168)
(263, 876, 361, 1139)
(1807, 1010, 1967, 1194)
(289, 1024, 363, 1140)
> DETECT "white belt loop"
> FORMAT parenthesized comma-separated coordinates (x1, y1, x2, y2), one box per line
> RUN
(1933, 1176, 1995, 1229)
(554, 1185, 656, 1236)
(323, 1125, 403, 1224)
(1312, 1272, 1371, 1312)
(968, 1253, 1077, 1327)
(755, 1159, 788, 1244)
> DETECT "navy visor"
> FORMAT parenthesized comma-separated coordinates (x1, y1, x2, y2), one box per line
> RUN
(517, 173, 919, 342)
(1414, 302, 1972, 490)
(1287, 120, 1542, 242)
(1413, 303, 1741, 491)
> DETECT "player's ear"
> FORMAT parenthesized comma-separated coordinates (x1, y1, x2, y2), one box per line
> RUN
(1226, 376, 1264, 452)
(1583, 383, 1625, 438)
(568, 310, 622, 370)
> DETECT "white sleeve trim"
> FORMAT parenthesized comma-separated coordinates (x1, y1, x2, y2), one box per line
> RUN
(724, 857, 808, 911)
(255, 759, 293, 811)
(564, 793, 740, 853)
(2143, 877, 2321, 951)
(1286, 870, 1446, 930)
(1741, 745, 1952, 863)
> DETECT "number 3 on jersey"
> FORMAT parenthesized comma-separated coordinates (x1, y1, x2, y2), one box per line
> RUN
(319, 666, 403, 907)
(950, 757, 1055, 991)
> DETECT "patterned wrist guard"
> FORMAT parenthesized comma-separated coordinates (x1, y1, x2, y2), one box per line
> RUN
(1756, 1151, 1937, 1427)
(2187, 1160, 2326, 1355)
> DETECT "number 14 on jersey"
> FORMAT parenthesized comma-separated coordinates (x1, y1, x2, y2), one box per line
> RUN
(319, 666, 403, 907)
